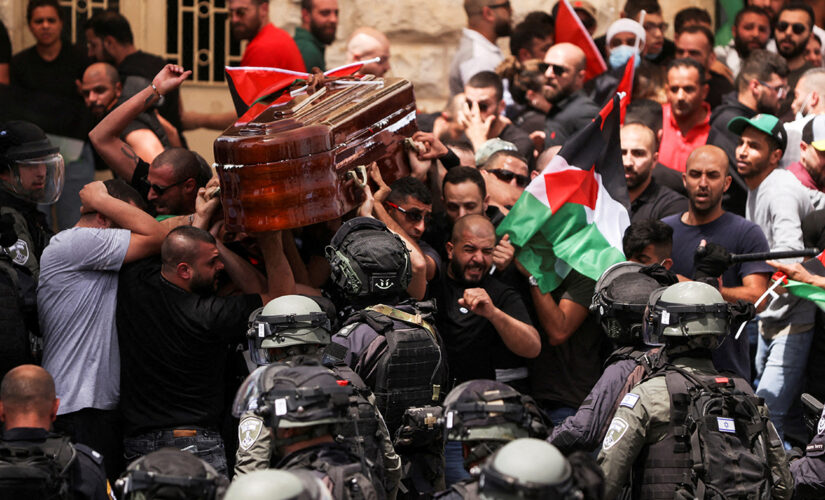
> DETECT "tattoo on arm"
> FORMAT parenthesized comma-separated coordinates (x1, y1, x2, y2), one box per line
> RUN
(120, 145, 140, 166)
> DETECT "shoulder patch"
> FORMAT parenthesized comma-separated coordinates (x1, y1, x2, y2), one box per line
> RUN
(807, 443, 824, 453)
(2, 239, 29, 266)
(602, 417, 629, 450)
(336, 323, 357, 338)
(818, 410, 825, 436)
(238, 416, 264, 451)
(619, 392, 640, 409)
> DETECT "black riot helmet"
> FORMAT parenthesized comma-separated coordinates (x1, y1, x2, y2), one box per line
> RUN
(591, 262, 663, 345)
(115, 447, 229, 500)
(0, 121, 64, 204)
(325, 217, 411, 300)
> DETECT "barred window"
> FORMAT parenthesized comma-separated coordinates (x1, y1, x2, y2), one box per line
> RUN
(58, 0, 119, 44)
(164, 0, 243, 84)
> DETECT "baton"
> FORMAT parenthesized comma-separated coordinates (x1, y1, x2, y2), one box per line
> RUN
(729, 248, 819, 263)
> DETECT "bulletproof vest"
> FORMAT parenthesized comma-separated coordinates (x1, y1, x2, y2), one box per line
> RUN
(432, 479, 479, 499)
(278, 442, 381, 500)
(324, 301, 447, 436)
(634, 366, 773, 500)
(0, 435, 76, 500)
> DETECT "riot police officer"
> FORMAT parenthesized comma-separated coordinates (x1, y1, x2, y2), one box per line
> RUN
(223, 469, 331, 500)
(115, 447, 228, 499)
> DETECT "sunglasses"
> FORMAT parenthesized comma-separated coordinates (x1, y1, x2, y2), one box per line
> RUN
(643, 22, 668, 32)
(758, 80, 789, 98)
(143, 176, 189, 195)
(487, 1, 511, 10)
(487, 168, 530, 187)
(385, 201, 431, 223)
(547, 64, 569, 77)
(776, 21, 807, 35)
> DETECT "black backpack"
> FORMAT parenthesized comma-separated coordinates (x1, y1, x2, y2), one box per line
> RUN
(324, 301, 447, 437)
(0, 435, 76, 500)
(665, 367, 774, 500)
(280, 443, 380, 500)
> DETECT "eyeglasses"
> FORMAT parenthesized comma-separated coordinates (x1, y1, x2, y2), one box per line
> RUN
(385, 201, 431, 223)
(487, 1, 511, 11)
(547, 64, 570, 77)
(776, 21, 807, 35)
(758, 80, 789, 98)
(643, 22, 668, 32)
(466, 99, 490, 113)
(143, 176, 189, 195)
(486, 168, 530, 187)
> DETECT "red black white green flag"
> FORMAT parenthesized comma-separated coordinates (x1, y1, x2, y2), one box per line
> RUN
(497, 95, 630, 292)
(772, 251, 825, 312)
(554, 0, 607, 81)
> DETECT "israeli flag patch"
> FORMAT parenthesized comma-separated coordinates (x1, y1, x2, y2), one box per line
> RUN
(717, 417, 736, 433)
(620, 393, 640, 409)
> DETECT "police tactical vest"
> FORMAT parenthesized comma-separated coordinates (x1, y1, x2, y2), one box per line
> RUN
(634, 366, 774, 500)
(324, 302, 448, 436)
(0, 435, 76, 500)
(280, 443, 380, 500)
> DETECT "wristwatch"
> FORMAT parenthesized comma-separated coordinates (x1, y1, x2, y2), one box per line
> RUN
(528, 275, 538, 287)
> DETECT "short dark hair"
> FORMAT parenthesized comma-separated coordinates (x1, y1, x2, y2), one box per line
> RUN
(161, 226, 216, 272)
(387, 176, 433, 205)
(481, 150, 528, 170)
(667, 58, 707, 85)
(466, 71, 504, 102)
(523, 11, 553, 25)
(27, 0, 61, 23)
(622, 220, 673, 260)
(623, 0, 661, 20)
(736, 49, 789, 91)
(192, 152, 213, 188)
(85, 10, 134, 45)
(300, 0, 313, 10)
(104, 179, 148, 212)
(674, 7, 712, 34)
(442, 166, 486, 199)
(734, 6, 772, 28)
(510, 21, 553, 57)
(626, 99, 663, 133)
(677, 24, 715, 48)
(777, 3, 815, 30)
(152, 147, 201, 184)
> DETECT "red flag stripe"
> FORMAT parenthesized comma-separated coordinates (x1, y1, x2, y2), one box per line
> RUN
(554, 0, 607, 81)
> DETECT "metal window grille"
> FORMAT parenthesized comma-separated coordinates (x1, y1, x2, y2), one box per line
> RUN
(58, 0, 119, 44)
(164, 0, 243, 84)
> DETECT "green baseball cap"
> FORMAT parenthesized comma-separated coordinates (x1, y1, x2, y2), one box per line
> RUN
(727, 113, 787, 152)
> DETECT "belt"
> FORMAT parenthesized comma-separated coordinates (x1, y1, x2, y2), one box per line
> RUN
(172, 429, 198, 437)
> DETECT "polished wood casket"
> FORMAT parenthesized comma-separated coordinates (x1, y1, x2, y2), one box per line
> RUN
(213, 76, 417, 232)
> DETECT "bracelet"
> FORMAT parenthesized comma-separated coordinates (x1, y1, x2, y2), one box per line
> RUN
(188, 214, 194, 226)
(151, 83, 162, 100)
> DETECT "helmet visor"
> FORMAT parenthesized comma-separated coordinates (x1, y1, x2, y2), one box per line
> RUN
(7, 153, 64, 204)
(231, 365, 268, 418)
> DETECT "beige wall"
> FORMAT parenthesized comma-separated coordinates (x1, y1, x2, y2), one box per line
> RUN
(5, 0, 714, 163)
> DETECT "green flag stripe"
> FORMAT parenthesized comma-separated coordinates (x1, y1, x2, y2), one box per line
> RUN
(783, 280, 825, 312)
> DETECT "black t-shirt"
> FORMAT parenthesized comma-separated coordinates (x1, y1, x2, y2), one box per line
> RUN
(430, 273, 533, 385)
(118, 51, 185, 144)
(529, 270, 610, 408)
(116, 258, 262, 435)
(0, 20, 10, 64)
(629, 178, 688, 223)
(706, 71, 735, 110)
(129, 158, 152, 203)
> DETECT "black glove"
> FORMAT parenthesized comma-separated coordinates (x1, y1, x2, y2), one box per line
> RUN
(0, 213, 17, 248)
(640, 263, 679, 286)
(693, 241, 732, 279)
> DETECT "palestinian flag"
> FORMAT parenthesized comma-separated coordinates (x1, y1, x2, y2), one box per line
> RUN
(616, 53, 635, 124)
(554, 0, 607, 81)
(224, 59, 379, 123)
(497, 95, 630, 292)
(773, 252, 825, 312)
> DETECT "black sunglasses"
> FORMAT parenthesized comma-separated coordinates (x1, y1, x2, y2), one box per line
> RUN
(487, 168, 530, 187)
(488, 1, 511, 10)
(385, 201, 431, 223)
(776, 21, 807, 35)
(467, 98, 490, 113)
(143, 176, 190, 195)
(548, 64, 569, 77)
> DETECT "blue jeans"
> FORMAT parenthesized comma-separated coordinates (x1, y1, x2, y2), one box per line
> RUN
(755, 328, 814, 441)
(543, 406, 577, 427)
(123, 428, 227, 477)
(444, 440, 471, 486)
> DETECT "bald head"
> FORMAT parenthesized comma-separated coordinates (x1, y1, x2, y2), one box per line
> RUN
(161, 225, 216, 273)
(346, 27, 391, 77)
(84, 62, 120, 84)
(686, 145, 729, 175)
(451, 213, 495, 243)
(0, 365, 57, 424)
(545, 43, 586, 72)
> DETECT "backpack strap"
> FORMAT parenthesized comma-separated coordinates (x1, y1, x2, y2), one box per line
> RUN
(365, 304, 437, 340)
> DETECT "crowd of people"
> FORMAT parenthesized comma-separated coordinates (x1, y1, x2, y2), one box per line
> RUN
(4, 0, 825, 498)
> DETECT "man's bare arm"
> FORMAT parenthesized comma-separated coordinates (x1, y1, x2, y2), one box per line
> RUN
(720, 272, 770, 312)
(530, 289, 589, 346)
(125, 129, 166, 164)
(88, 64, 191, 180)
(257, 231, 296, 304)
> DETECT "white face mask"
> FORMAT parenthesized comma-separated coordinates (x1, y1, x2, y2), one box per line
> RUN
(796, 92, 813, 121)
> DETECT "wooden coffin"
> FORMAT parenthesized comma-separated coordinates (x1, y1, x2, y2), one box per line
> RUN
(213, 77, 417, 232)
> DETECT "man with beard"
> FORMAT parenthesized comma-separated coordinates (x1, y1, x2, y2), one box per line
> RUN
(708, 50, 788, 215)
(542, 43, 600, 148)
(715, 6, 772, 76)
(116, 219, 295, 474)
(80, 62, 168, 164)
(774, 4, 817, 110)
(621, 123, 687, 223)
(659, 58, 710, 173)
(782, 68, 825, 167)
(430, 214, 540, 386)
(479, 150, 531, 216)
(448, 0, 512, 96)
(662, 145, 771, 380)
(229, 0, 305, 71)
(294, 0, 338, 72)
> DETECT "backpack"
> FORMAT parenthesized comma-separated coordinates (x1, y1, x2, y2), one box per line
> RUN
(664, 366, 774, 500)
(0, 435, 76, 500)
(280, 443, 380, 500)
(324, 301, 448, 436)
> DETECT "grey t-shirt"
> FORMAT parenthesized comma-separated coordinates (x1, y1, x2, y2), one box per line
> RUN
(38, 227, 130, 414)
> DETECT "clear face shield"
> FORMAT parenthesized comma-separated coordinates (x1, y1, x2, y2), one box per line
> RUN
(246, 312, 331, 366)
(3, 153, 65, 204)
(643, 289, 731, 347)
(231, 365, 270, 418)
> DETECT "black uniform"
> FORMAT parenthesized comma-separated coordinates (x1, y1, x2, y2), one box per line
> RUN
(0, 427, 111, 500)
(792, 406, 825, 498)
